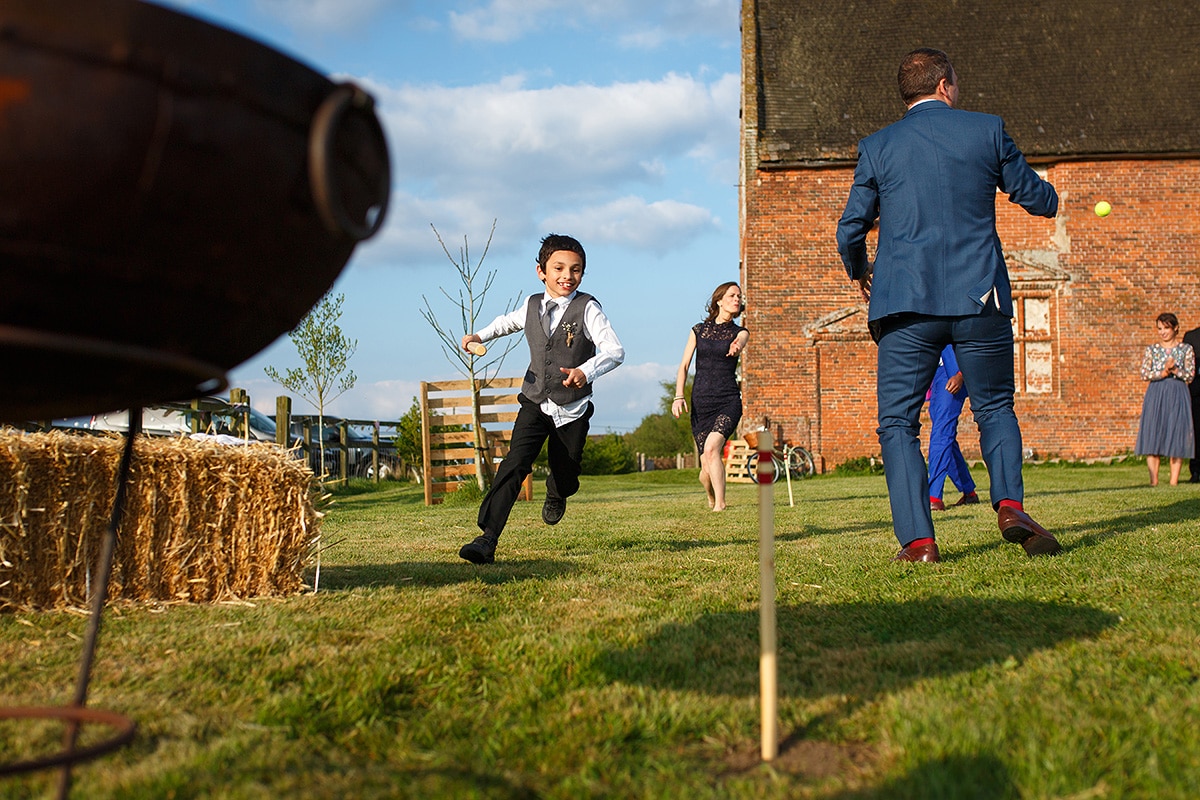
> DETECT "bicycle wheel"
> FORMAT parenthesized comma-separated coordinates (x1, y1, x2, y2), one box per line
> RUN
(786, 447, 816, 478)
(745, 452, 783, 483)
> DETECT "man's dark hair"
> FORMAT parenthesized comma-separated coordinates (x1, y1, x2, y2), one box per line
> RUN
(898, 48, 955, 105)
(537, 234, 586, 272)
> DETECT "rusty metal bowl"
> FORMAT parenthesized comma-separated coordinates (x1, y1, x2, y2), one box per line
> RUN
(0, 0, 391, 421)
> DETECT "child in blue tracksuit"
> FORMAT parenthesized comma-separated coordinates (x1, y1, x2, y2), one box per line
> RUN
(927, 344, 979, 510)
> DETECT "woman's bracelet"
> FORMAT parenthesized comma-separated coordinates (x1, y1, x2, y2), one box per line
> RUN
(674, 396, 684, 400)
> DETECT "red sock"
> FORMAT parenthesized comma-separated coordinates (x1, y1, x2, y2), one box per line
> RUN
(998, 499, 1023, 512)
(908, 537, 935, 548)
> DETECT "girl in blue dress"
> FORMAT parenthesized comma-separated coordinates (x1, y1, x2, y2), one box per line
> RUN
(1135, 312, 1196, 485)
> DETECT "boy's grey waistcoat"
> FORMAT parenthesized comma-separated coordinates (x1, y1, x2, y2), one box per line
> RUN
(522, 293, 597, 405)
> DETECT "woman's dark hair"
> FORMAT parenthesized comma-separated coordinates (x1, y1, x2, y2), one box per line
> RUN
(1157, 312, 1180, 332)
(705, 282, 743, 322)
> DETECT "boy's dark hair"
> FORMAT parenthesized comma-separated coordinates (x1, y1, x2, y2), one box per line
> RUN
(537, 234, 586, 272)
(898, 48, 954, 105)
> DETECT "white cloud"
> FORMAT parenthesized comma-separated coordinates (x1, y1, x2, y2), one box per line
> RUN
(253, 0, 395, 31)
(541, 196, 717, 254)
(348, 379, 424, 419)
(589, 361, 675, 432)
(448, 0, 738, 45)
(376, 72, 732, 181)
(360, 71, 738, 266)
(448, 0, 564, 42)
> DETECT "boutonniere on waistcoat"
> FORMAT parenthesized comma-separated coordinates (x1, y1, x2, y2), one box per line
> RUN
(561, 321, 578, 347)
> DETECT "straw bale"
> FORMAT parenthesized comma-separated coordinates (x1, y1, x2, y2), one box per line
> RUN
(0, 430, 320, 611)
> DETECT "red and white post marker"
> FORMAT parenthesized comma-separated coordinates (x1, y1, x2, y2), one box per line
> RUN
(756, 429, 778, 761)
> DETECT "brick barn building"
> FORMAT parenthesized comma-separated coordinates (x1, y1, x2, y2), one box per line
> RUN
(738, 0, 1200, 471)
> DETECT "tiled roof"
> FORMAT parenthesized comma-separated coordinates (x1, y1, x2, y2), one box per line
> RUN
(752, 0, 1200, 165)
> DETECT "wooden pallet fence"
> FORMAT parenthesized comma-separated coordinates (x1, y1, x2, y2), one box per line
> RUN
(725, 439, 756, 483)
(419, 377, 533, 506)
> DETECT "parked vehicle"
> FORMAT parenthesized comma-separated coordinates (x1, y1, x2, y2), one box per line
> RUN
(42, 396, 286, 444)
(289, 416, 400, 479)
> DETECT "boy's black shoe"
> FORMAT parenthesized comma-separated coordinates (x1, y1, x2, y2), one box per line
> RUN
(459, 531, 498, 564)
(542, 497, 566, 525)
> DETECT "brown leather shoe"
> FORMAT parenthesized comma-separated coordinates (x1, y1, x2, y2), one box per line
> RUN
(954, 492, 980, 506)
(930, 497, 946, 511)
(893, 541, 941, 562)
(997, 507, 1062, 556)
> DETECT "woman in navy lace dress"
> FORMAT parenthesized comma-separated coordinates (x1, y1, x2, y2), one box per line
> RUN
(671, 282, 748, 510)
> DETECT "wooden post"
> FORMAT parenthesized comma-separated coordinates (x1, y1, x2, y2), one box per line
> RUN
(302, 421, 314, 476)
(338, 419, 350, 483)
(420, 382, 433, 506)
(275, 396, 291, 447)
(229, 387, 249, 442)
(757, 429, 778, 762)
(371, 424, 380, 483)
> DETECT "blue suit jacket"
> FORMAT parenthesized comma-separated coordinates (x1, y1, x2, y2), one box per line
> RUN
(837, 100, 1058, 322)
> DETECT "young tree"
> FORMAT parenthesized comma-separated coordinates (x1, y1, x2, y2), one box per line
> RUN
(580, 433, 636, 475)
(265, 292, 358, 480)
(420, 220, 521, 490)
(394, 396, 423, 482)
(626, 379, 695, 458)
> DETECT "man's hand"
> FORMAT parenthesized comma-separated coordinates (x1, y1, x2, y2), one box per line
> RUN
(854, 267, 873, 301)
(560, 367, 587, 389)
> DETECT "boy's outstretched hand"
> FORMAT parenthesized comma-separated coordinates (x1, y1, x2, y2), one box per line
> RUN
(560, 367, 587, 389)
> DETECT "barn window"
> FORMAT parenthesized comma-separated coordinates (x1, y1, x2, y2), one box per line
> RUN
(1011, 291, 1054, 394)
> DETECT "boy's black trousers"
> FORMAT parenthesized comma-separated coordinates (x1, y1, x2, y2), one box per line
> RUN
(477, 395, 593, 538)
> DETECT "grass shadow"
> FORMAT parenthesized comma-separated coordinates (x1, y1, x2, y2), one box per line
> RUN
(827, 752, 1018, 799)
(595, 597, 1117, 700)
(1058, 497, 1200, 552)
(778, 522, 884, 542)
(314, 558, 579, 590)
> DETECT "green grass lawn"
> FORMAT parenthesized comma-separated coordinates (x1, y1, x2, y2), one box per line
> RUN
(2, 462, 1200, 798)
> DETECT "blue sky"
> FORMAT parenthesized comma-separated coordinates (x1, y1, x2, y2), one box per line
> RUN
(155, 0, 742, 432)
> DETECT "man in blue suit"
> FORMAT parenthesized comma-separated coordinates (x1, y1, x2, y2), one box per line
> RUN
(836, 48, 1062, 563)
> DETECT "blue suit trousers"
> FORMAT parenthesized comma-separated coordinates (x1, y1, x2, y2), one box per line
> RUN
(927, 372, 976, 500)
(876, 305, 1023, 546)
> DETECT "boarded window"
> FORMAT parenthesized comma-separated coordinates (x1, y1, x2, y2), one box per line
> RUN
(1011, 292, 1055, 394)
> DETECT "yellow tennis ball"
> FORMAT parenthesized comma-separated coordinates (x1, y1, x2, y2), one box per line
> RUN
(1094, 201, 1112, 217)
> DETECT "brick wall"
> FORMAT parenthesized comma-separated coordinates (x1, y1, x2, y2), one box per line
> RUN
(741, 159, 1200, 470)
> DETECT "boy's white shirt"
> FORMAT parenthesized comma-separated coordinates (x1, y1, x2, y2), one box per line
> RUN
(475, 290, 625, 427)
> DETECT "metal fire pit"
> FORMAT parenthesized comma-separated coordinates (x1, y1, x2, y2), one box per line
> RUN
(0, 1, 391, 793)
(0, 0, 391, 421)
